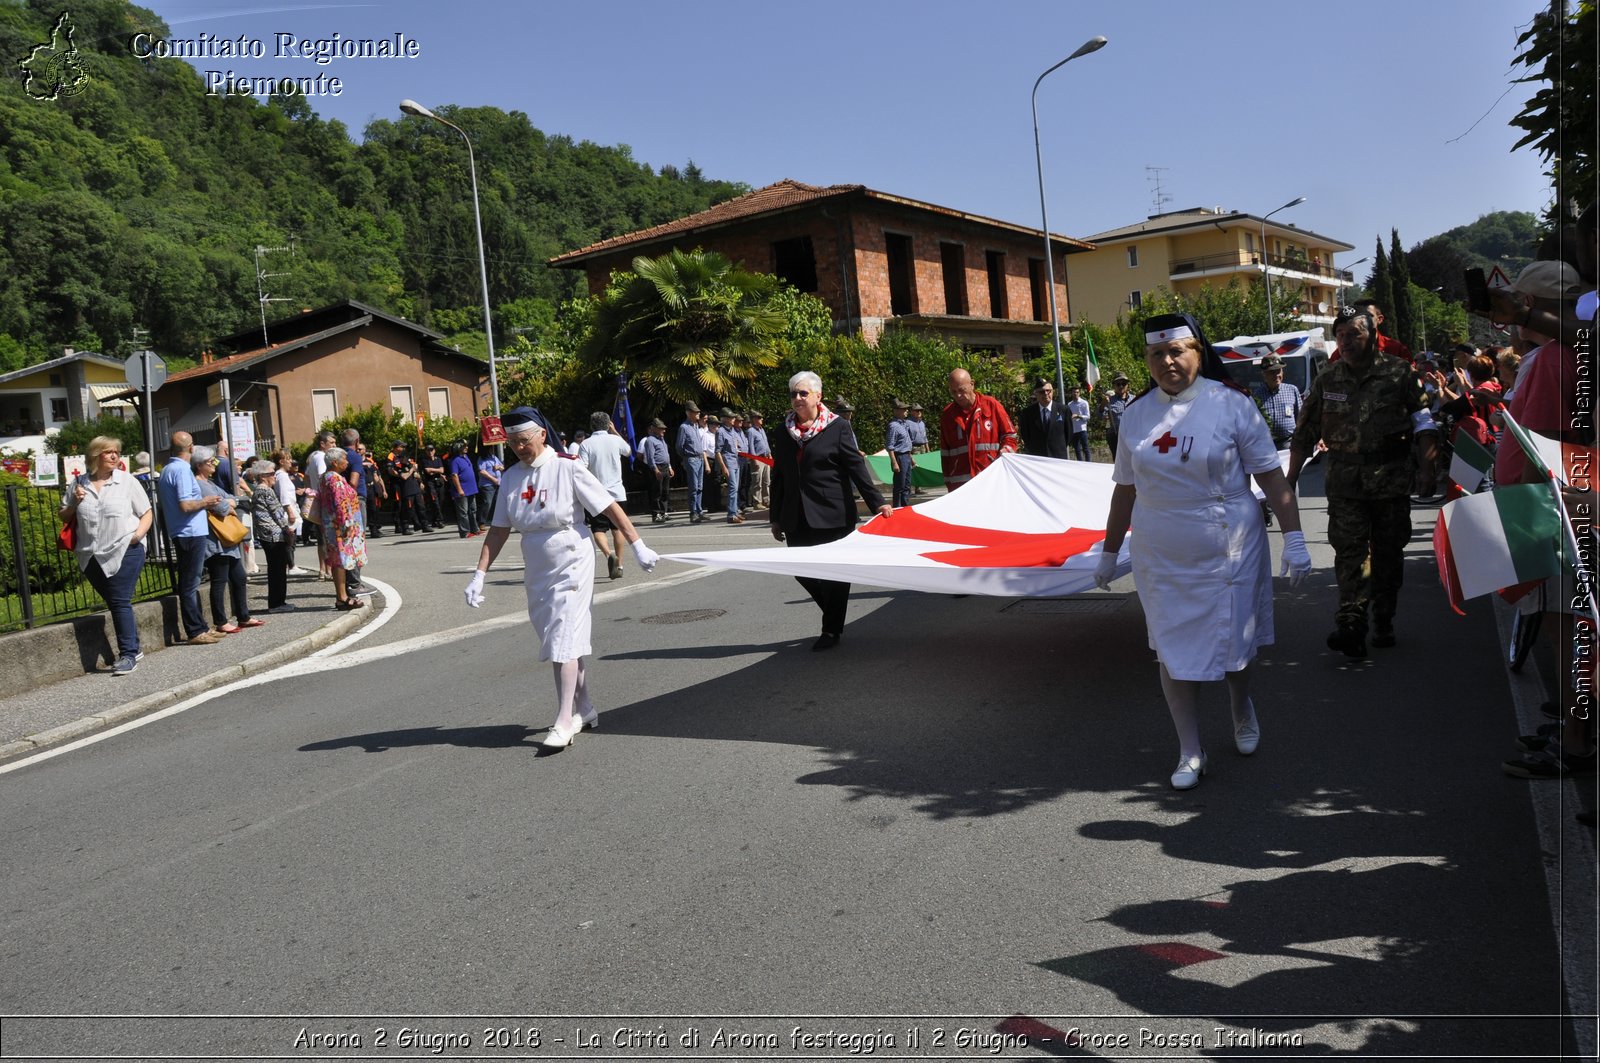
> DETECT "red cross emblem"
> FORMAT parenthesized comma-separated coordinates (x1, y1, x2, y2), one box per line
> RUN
(1153, 431, 1179, 454)
(521, 483, 537, 502)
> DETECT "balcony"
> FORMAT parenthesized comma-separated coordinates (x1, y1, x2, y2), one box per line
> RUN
(1170, 250, 1353, 285)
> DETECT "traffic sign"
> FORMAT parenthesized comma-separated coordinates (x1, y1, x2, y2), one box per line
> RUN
(124, 350, 167, 391)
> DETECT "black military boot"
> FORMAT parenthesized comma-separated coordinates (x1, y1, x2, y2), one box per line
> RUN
(1372, 616, 1396, 648)
(1326, 621, 1368, 658)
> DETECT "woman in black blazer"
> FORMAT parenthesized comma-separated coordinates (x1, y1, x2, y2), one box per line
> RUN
(769, 371, 893, 650)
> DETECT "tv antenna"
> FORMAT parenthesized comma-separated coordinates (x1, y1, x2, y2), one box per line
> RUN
(1145, 166, 1172, 215)
(253, 239, 296, 347)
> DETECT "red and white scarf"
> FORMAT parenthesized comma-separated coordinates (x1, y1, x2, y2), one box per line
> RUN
(785, 404, 836, 445)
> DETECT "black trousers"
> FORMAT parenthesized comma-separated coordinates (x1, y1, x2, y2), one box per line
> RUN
(395, 492, 423, 531)
(647, 464, 672, 514)
(261, 539, 291, 608)
(785, 520, 854, 636)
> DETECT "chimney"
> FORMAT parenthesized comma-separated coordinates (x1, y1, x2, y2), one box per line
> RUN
(201, 350, 214, 365)
(63, 346, 74, 358)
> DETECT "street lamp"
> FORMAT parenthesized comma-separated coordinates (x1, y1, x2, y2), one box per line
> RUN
(1339, 256, 1368, 303)
(1032, 35, 1108, 398)
(1259, 195, 1306, 332)
(399, 99, 501, 435)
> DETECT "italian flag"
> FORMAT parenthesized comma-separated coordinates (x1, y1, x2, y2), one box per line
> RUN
(1447, 432, 1494, 494)
(1084, 329, 1101, 389)
(1433, 407, 1590, 615)
(1434, 484, 1564, 612)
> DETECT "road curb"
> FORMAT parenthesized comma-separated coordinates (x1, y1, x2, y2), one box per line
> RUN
(0, 607, 372, 767)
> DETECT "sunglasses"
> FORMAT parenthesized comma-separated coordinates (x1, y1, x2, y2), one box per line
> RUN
(790, 390, 812, 398)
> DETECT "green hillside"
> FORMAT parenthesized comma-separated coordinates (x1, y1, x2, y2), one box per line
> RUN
(0, 0, 746, 370)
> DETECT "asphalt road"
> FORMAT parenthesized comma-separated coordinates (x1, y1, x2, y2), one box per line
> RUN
(1, 465, 1594, 1061)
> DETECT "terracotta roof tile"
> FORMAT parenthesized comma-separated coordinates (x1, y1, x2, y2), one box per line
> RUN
(549, 178, 1093, 266)
(550, 179, 863, 264)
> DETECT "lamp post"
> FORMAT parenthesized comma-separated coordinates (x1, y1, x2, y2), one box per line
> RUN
(1339, 256, 1368, 304)
(400, 99, 501, 436)
(1032, 35, 1108, 399)
(1259, 195, 1306, 332)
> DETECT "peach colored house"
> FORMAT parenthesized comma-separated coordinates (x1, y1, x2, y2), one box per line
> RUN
(1070, 206, 1357, 331)
(150, 301, 488, 453)
(550, 179, 1095, 359)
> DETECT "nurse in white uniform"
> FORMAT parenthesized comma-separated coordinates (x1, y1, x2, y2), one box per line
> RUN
(1095, 313, 1312, 790)
(464, 407, 660, 751)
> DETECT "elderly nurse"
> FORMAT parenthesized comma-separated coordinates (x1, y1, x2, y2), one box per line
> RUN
(464, 407, 661, 751)
(1095, 313, 1312, 790)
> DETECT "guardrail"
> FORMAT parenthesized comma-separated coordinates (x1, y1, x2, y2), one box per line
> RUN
(2, 484, 176, 633)
(1171, 251, 1353, 284)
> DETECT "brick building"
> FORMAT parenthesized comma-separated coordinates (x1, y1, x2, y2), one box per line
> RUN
(147, 301, 489, 453)
(550, 179, 1095, 359)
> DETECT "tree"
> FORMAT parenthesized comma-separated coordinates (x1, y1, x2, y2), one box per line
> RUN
(1127, 277, 1303, 344)
(578, 249, 788, 408)
(1367, 239, 1395, 334)
(1389, 229, 1416, 352)
(1509, 1, 1596, 223)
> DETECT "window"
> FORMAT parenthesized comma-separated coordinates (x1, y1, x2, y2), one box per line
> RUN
(311, 389, 337, 427)
(771, 236, 818, 293)
(1129, 290, 1143, 310)
(1245, 233, 1255, 252)
(1126, 246, 1139, 268)
(985, 250, 1008, 318)
(884, 232, 917, 316)
(940, 242, 967, 315)
(1028, 258, 1049, 321)
(49, 397, 68, 422)
(428, 387, 451, 418)
(389, 386, 415, 421)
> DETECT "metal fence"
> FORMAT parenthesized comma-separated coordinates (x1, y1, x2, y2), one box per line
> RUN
(1, 484, 176, 634)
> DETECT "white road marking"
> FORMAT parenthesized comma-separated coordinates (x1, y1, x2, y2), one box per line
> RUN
(0, 565, 721, 773)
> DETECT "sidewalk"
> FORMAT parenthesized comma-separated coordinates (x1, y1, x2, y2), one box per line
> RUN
(0, 550, 385, 763)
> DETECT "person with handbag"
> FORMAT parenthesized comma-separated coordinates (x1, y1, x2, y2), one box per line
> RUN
(192, 446, 262, 634)
(58, 435, 153, 676)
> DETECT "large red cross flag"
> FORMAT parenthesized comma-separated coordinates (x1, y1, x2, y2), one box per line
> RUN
(666, 453, 1131, 596)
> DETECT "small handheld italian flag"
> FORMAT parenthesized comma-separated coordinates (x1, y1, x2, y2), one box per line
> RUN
(1447, 432, 1494, 494)
(1433, 408, 1593, 618)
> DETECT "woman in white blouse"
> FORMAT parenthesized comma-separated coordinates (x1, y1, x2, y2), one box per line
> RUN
(1096, 313, 1311, 790)
(59, 436, 153, 676)
(463, 407, 660, 751)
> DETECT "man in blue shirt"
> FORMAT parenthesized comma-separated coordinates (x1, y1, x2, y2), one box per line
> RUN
(448, 440, 480, 537)
(886, 399, 916, 507)
(907, 403, 929, 495)
(675, 402, 706, 523)
(715, 408, 746, 524)
(476, 448, 503, 526)
(1103, 373, 1133, 459)
(156, 431, 224, 644)
(744, 410, 771, 510)
(639, 418, 674, 523)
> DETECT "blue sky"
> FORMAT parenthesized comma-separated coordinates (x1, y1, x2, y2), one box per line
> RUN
(139, 0, 1554, 275)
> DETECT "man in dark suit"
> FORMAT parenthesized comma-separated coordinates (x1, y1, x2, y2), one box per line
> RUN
(1019, 377, 1071, 459)
(770, 371, 893, 651)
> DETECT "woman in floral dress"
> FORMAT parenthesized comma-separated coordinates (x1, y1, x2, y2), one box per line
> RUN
(317, 446, 367, 609)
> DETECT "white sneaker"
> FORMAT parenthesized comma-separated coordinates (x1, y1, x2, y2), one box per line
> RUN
(1233, 716, 1260, 756)
(1170, 750, 1207, 790)
(541, 717, 581, 750)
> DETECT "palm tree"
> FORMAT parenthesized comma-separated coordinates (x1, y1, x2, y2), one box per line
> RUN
(580, 248, 787, 405)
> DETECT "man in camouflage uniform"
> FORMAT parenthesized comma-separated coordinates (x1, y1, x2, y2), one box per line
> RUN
(1288, 305, 1438, 658)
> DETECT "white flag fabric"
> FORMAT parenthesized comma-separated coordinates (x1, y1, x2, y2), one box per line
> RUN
(666, 453, 1131, 597)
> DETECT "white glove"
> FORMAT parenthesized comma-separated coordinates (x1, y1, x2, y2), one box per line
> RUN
(1093, 549, 1119, 591)
(1280, 530, 1312, 587)
(464, 570, 485, 608)
(630, 539, 659, 573)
